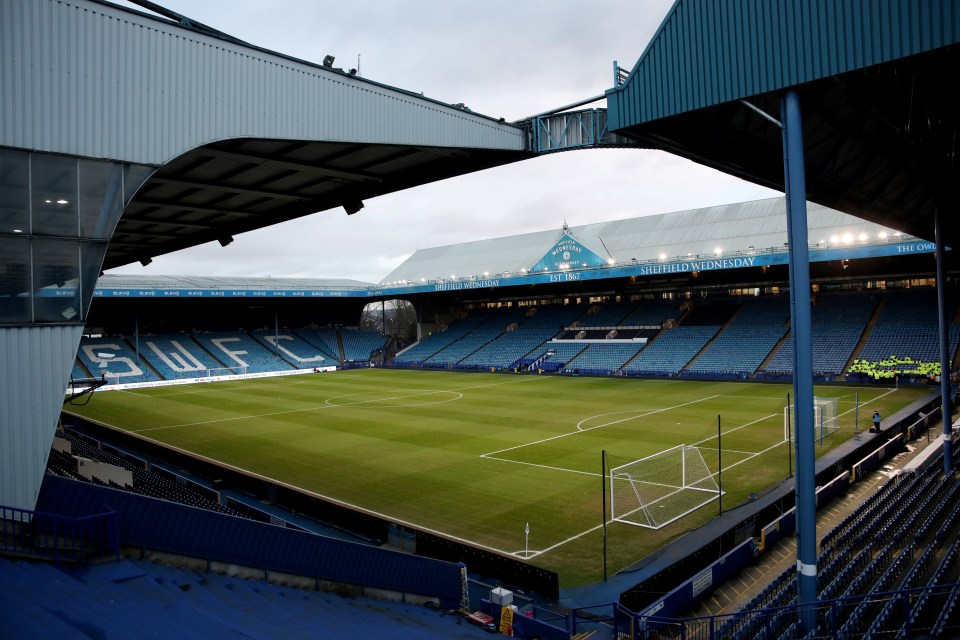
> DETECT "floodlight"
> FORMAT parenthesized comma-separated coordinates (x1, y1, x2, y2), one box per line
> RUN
(140, 257, 152, 266)
(218, 235, 233, 247)
(323, 55, 335, 67)
(343, 200, 364, 215)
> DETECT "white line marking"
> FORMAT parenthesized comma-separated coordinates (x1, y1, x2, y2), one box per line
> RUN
(324, 390, 463, 408)
(62, 411, 523, 559)
(481, 456, 600, 477)
(575, 396, 722, 432)
(691, 413, 781, 447)
(132, 375, 542, 433)
(482, 395, 721, 459)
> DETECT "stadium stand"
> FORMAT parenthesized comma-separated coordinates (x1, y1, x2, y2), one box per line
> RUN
(619, 300, 681, 326)
(763, 292, 879, 376)
(577, 300, 639, 327)
(77, 336, 161, 384)
(424, 330, 503, 367)
(70, 361, 91, 381)
(0, 556, 487, 639)
(392, 309, 496, 366)
(457, 304, 584, 370)
(251, 329, 334, 368)
(394, 305, 586, 369)
(565, 342, 646, 375)
(192, 331, 295, 374)
(136, 333, 227, 379)
(524, 342, 590, 372)
(621, 325, 722, 376)
(51, 430, 245, 518)
(295, 327, 343, 362)
(687, 297, 789, 376)
(716, 447, 960, 639)
(854, 288, 960, 378)
(339, 328, 388, 362)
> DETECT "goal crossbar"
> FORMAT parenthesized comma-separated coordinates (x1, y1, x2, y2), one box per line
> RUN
(784, 396, 840, 443)
(609, 444, 721, 530)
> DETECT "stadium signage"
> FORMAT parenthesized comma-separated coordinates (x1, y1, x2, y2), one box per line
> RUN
(637, 256, 757, 275)
(530, 229, 610, 273)
(86, 288, 369, 298)
(50, 239, 937, 300)
(434, 279, 501, 291)
(897, 242, 935, 253)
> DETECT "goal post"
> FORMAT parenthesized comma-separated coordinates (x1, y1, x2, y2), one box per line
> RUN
(784, 396, 840, 443)
(609, 445, 721, 530)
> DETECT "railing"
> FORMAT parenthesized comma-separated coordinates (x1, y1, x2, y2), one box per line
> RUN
(531, 108, 640, 153)
(573, 603, 616, 636)
(0, 504, 119, 564)
(630, 582, 960, 639)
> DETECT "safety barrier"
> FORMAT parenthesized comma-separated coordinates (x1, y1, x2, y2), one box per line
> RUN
(636, 538, 759, 633)
(851, 433, 906, 481)
(36, 476, 464, 605)
(0, 503, 118, 564)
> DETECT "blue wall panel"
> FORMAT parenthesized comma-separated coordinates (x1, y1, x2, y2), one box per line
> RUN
(36, 475, 462, 600)
(608, 0, 960, 129)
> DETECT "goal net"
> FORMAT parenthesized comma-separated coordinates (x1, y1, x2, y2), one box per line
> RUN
(784, 397, 840, 442)
(609, 445, 721, 529)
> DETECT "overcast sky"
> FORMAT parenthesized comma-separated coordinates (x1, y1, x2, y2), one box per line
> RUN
(106, 0, 780, 283)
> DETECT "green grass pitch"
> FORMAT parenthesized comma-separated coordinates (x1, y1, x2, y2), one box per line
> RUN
(63, 369, 926, 587)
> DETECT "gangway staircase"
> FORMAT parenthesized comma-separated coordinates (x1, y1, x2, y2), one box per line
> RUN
(843, 296, 887, 372)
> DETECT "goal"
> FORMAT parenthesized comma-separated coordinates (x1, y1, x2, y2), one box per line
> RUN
(609, 445, 721, 529)
(784, 396, 840, 442)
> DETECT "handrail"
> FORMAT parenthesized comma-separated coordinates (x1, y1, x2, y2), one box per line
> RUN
(0, 504, 119, 564)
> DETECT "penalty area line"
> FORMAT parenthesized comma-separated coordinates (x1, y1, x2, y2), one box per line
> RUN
(81, 417, 525, 560)
(483, 394, 721, 459)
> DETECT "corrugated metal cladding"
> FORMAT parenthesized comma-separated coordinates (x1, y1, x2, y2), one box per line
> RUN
(608, 0, 960, 129)
(379, 197, 904, 284)
(0, 0, 525, 166)
(0, 326, 83, 511)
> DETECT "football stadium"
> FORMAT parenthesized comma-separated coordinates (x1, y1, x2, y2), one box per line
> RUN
(4, 1, 960, 639)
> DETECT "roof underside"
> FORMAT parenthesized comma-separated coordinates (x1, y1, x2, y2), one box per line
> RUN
(109, 138, 530, 271)
(607, 0, 960, 245)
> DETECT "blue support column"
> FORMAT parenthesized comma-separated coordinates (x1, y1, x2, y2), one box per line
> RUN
(935, 208, 953, 473)
(781, 90, 817, 632)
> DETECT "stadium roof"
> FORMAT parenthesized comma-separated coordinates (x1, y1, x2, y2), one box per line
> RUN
(94, 274, 373, 291)
(6, 0, 531, 272)
(605, 0, 960, 245)
(378, 197, 911, 286)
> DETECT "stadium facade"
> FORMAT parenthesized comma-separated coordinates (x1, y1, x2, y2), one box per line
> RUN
(4, 0, 960, 635)
(0, 0, 528, 512)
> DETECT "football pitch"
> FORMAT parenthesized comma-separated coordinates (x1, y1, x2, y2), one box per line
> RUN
(64, 369, 926, 587)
